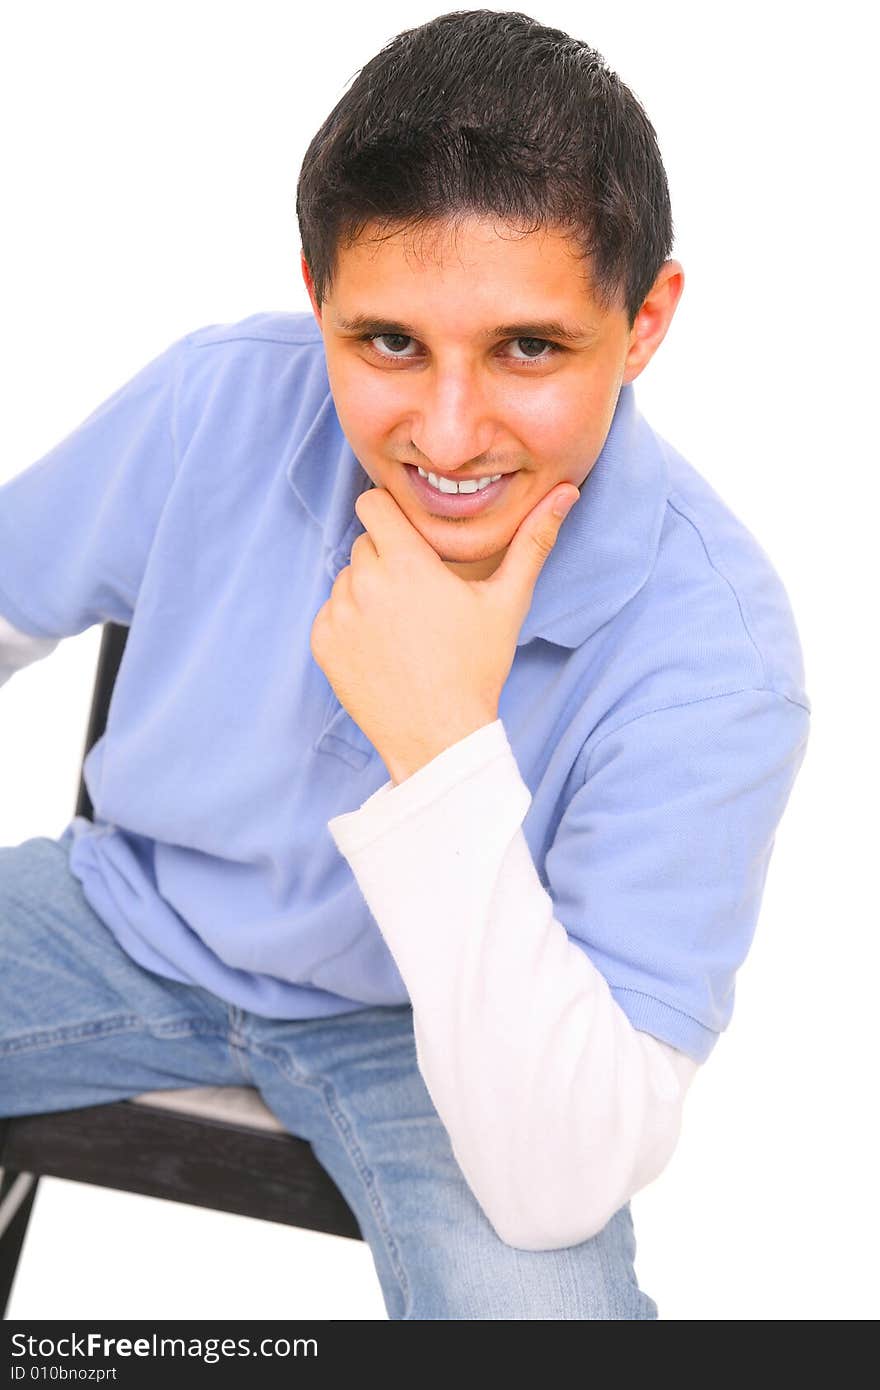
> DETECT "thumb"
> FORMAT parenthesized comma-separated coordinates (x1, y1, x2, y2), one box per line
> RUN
(550, 485, 580, 521)
(490, 484, 579, 610)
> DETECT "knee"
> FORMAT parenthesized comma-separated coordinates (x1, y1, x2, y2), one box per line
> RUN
(400, 1202, 658, 1320)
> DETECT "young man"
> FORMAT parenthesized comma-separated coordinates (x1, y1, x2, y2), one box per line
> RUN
(0, 11, 810, 1318)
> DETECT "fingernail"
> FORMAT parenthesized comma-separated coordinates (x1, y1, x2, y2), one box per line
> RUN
(553, 489, 578, 519)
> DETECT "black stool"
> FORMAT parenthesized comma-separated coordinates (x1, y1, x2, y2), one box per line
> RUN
(0, 622, 363, 1318)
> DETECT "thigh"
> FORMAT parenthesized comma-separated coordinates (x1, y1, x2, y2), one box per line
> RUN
(0, 834, 242, 1116)
(244, 1004, 659, 1320)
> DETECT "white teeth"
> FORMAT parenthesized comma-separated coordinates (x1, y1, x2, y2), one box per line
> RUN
(417, 467, 503, 494)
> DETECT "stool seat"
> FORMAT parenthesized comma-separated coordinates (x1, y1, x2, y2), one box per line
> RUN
(130, 1086, 287, 1134)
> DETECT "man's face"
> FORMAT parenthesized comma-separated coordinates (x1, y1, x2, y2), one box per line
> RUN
(302, 214, 667, 581)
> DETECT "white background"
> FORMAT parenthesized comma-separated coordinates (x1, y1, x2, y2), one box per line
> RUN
(1, 0, 876, 1321)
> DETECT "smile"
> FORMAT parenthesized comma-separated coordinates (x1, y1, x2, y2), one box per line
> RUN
(418, 467, 503, 494)
(403, 463, 516, 517)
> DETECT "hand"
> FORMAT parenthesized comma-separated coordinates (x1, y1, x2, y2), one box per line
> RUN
(310, 482, 579, 783)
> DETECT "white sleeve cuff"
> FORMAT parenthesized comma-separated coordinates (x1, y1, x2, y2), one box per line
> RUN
(328, 717, 511, 854)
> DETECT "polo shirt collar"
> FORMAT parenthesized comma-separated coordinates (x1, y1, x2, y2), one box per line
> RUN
(286, 369, 669, 651)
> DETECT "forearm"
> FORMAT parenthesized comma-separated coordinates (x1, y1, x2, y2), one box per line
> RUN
(328, 719, 699, 1251)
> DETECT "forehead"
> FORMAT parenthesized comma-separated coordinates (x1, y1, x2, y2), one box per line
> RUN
(346, 213, 580, 263)
(332, 214, 608, 322)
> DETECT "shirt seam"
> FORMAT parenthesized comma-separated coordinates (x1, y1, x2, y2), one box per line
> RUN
(188, 333, 321, 350)
(125, 334, 187, 616)
(582, 685, 811, 785)
(666, 492, 768, 684)
(170, 335, 188, 480)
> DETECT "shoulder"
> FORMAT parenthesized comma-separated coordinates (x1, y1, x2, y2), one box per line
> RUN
(178, 309, 325, 382)
(655, 434, 808, 707)
(574, 421, 810, 768)
(170, 310, 329, 447)
(597, 418, 810, 715)
(182, 309, 323, 351)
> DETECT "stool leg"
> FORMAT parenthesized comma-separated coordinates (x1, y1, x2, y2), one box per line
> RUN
(0, 1156, 40, 1318)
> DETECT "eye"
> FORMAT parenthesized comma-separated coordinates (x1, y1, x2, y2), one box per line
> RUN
(359, 333, 563, 368)
(365, 333, 419, 360)
(505, 337, 561, 364)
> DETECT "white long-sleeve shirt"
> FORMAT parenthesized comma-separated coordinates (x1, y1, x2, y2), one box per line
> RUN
(326, 715, 700, 1250)
(0, 611, 59, 683)
(2, 611, 701, 1251)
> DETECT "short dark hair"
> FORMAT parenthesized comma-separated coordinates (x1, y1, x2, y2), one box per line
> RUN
(296, 9, 674, 330)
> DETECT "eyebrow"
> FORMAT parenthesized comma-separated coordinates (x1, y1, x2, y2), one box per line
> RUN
(333, 312, 597, 345)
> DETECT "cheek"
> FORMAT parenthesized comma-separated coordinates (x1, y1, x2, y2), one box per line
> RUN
(327, 366, 390, 443)
(511, 383, 593, 455)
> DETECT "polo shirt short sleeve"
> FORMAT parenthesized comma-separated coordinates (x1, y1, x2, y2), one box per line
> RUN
(0, 333, 188, 640)
(545, 686, 810, 1059)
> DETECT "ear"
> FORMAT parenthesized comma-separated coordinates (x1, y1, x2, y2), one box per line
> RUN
(621, 259, 685, 386)
(300, 251, 322, 329)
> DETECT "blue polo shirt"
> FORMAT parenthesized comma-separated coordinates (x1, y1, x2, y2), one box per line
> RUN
(0, 310, 811, 1060)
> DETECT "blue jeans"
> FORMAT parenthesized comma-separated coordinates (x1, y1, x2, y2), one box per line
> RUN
(0, 832, 658, 1320)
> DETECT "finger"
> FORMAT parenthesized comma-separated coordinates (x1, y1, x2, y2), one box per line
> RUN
(354, 486, 432, 563)
(350, 531, 380, 565)
(487, 486, 577, 613)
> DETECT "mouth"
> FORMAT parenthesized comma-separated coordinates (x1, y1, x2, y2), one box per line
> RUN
(402, 463, 517, 517)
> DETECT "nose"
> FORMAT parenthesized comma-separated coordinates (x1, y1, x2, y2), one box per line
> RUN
(408, 366, 495, 475)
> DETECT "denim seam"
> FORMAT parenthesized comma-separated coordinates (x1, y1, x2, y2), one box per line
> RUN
(0, 1013, 146, 1057)
(224, 1005, 256, 1083)
(149, 1018, 232, 1042)
(249, 1039, 412, 1318)
(0, 1014, 222, 1057)
(226, 1042, 253, 1084)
